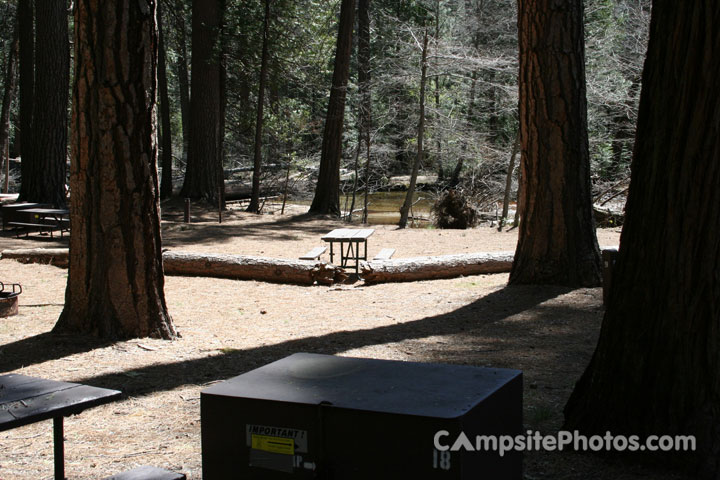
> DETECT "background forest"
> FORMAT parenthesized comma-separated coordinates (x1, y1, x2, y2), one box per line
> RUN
(0, 0, 648, 212)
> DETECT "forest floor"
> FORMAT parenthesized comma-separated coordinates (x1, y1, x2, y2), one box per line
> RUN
(0, 199, 690, 479)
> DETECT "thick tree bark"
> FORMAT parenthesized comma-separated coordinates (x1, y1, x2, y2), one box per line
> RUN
(510, 0, 601, 287)
(308, 0, 355, 216)
(399, 29, 428, 229)
(361, 252, 514, 284)
(24, 0, 69, 207)
(55, 0, 176, 340)
(158, 1, 173, 200)
(163, 251, 347, 285)
(17, 0, 33, 201)
(181, 0, 226, 206)
(565, 1, 720, 476)
(247, 0, 271, 214)
(0, 28, 19, 178)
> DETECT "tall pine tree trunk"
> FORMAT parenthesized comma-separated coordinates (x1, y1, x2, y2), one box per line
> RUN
(565, 1, 720, 476)
(247, 0, 271, 214)
(158, 1, 173, 200)
(358, 0, 372, 224)
(173, 0, 191, 160)
(26, 0, 69, 207)
(55, 0, 176, 340)
(509, 0, 601, 286)
(17, 0, 33, 201)
(181, 0, 225, 206)
(309, 0, 355, 216)
(0, 27, 19, 179)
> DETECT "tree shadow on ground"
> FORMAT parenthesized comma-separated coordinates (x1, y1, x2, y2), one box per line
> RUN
(161, 212, 337, 247)
(2, 283, 691, 479)
(72, 284, 577, 395)
(0, 332, 113, 374)
(0, 229, 69, 250)
(0, 284, 568, 382)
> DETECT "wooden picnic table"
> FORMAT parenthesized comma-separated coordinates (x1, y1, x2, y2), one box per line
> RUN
(321, 228, 374, 274)
(0, 373, 121, 480)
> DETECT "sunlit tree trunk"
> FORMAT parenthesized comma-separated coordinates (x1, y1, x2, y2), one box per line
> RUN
(181, 0, 226, 206)
(359, 0, 372, 224)
(565, 1, 720, 476)
(509, 0, 601, 286)
(309, 0, 355, 216)
(55, 0, 176, 340)
(247, 0, 271, 214)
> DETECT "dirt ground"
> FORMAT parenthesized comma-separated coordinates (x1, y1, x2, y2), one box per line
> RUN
(0, 200, 689, 479)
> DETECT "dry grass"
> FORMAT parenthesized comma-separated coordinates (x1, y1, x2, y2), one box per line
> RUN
(0, 202, 689, 479)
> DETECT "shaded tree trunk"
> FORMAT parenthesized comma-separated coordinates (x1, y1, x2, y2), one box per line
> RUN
(17, 0, 33, 200)
(0, 27, 19, 181)
(158, 1, 174, 200)
(25, 0, 69, 207)
(308, 0, 355, 216)
(398, 28, 428, 229)
(181, 0, 226, 206)
(55, 0, 176, 340)
(564, 1, 720, 476)
(172, 0, 191, 159)
(509, 0, 601, 287)
(247, 0, 271, 214)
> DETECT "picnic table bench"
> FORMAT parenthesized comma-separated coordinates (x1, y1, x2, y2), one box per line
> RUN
(299, 246, 327, 261)
(373, 248, 396, 261)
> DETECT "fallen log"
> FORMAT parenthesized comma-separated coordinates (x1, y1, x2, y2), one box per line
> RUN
(1, 248, 69, 267)
(0, 248, 346, 285)
(162, 251, 347, 285)
(361, 251, 515, 284)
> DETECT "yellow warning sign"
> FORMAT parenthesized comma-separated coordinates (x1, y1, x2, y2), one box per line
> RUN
(251, 434, 295, 455)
